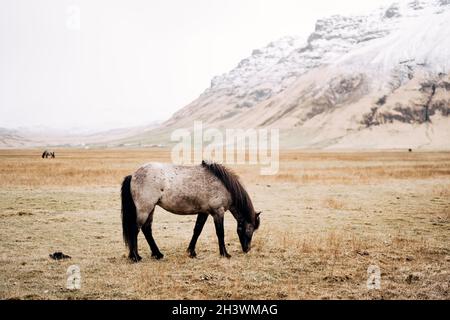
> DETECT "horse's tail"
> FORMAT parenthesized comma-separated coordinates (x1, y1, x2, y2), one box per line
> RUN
(121, 175, 137, 251)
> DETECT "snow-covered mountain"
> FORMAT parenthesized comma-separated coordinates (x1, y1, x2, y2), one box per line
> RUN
(161, 0, 450, 149)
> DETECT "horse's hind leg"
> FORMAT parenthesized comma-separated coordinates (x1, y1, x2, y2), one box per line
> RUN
(129, 232, 142, 262)
(141, 209, 164, 260)
(187, 213, 208, 258)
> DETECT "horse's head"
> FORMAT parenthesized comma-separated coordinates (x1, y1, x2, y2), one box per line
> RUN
(237, 211, 261, 253)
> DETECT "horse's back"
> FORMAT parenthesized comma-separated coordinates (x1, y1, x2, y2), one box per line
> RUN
(130, 163, 232, 215)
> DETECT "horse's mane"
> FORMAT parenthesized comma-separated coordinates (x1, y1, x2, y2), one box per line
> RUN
(202, 160, 257, 227)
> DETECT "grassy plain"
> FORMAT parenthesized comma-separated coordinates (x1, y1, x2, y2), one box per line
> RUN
(0, 149, 449, 299)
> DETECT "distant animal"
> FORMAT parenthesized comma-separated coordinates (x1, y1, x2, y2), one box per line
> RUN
(49, 251, 71, 260)
(42, 150, 55, 159)
(121, 160, 261, 261)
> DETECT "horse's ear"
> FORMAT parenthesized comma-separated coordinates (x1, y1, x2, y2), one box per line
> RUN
(255, 211, 261, 229)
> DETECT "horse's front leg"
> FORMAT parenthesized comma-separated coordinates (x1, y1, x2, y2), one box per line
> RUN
(212, 209, 231, 258)
(187, 213, 208, 258)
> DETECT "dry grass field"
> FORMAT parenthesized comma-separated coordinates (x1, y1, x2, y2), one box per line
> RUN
(0, 149, 449, 300)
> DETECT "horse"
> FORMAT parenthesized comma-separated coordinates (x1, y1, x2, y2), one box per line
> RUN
(121, 160, 261, 261)
(42, 150, 55, 159)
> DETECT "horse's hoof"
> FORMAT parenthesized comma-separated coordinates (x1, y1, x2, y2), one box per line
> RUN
(129, 254, 142, 263)
(188, 251, 197, 258)
(152, 252, 164, 260)
(221, 253, 231, 259)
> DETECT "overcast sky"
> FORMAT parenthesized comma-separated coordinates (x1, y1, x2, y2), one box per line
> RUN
(0, 0, 397, 131)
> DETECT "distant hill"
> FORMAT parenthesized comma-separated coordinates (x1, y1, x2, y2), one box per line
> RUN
(0, 123, 159, 148)
(0, 128, 34, 148)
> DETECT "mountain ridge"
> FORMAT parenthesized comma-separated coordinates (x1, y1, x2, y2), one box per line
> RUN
(158, 0, 450, 149)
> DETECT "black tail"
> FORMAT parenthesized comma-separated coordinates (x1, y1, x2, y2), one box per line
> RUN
(121, 175, 138, 253)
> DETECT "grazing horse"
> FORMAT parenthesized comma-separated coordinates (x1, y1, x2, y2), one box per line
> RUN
(121, 160, 261, 261)
(42, 150, 55, 159)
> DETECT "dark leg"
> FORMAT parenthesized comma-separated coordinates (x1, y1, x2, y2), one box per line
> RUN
(128, 229, 142, 262)
(213, 213, 231, 258)
(187, 214, 208, 258)
(142, 213, 164, 260)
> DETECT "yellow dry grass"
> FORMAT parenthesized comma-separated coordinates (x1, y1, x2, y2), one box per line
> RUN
(0, 149, 449, 300)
